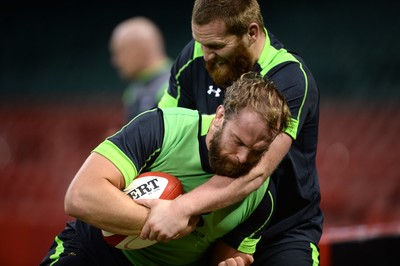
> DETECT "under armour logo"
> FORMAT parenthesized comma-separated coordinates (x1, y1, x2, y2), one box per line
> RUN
(207, 86, 221, 97)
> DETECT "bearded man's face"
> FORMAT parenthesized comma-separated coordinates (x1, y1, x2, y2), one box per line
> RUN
(205, 40, 253, 88)
(208, 122, 260, 178)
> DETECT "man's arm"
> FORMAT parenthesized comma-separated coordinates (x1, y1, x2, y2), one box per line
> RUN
(64, 152, 149, 235)
(138, 133, 292, 241)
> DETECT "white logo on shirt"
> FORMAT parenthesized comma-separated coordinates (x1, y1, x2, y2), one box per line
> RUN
(207, 86, 221, 97)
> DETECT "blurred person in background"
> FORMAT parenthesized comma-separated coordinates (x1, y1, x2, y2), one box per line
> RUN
(110, 16, 172, 122)
(138, 0, 322, 265)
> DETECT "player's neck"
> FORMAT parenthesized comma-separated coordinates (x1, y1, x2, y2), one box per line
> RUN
(252, 31, 266, 64)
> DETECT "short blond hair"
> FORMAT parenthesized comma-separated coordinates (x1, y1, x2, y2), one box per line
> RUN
(223, 72, 291, 135)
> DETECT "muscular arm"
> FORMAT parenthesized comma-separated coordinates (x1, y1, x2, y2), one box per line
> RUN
(178, 133, 291, 213)
(138, 133, 292, 240)
(64, 152, 149, 235)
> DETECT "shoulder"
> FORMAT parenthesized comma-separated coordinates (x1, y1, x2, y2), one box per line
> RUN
(129, 108, 199, 129)
(161, 107, 200, 124)
(160, 108, 202, 144)
(173, 39, 205, 71)
(176, 39, 197, 61)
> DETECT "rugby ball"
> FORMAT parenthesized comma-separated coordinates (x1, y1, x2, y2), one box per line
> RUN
(102, 172, 183, 250)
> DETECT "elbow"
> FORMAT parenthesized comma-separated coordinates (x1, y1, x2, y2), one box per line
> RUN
(64, 199, 78, 218)
(64, 187, 87, 219)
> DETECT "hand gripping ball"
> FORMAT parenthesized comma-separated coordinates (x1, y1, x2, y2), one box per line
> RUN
(102, 172, 183, 249)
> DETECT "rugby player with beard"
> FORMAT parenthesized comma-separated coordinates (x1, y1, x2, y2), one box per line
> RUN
(139, 0, 323, 265)
(40, 73, 290, 266)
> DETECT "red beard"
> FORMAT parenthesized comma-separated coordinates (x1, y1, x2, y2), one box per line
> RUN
(205, 41, 254, 88)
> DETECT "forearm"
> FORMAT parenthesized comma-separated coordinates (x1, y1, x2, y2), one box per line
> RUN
(175, 173, 263, 216)
(176, 133, 292, 216)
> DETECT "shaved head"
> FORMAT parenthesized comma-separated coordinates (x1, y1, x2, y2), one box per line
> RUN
(110, 17, 166, 79)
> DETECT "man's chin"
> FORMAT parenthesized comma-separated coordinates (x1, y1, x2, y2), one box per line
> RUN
(210, 72, 235, 88)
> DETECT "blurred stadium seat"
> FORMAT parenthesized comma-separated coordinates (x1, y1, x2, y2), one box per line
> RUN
(0, 101, 123, 265)
(0, 100, 399, 265)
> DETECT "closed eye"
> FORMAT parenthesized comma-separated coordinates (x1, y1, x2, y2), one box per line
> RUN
(234, 138, 245, 147)
(206, 44, 224, 50)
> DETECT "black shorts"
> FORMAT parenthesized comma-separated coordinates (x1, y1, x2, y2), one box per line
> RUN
(253, 240, 320, 266)
(40, 220, 132, 266)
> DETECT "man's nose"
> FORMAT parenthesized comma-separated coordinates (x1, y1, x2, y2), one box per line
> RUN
(202, 46, 216, 61)
(236, 148, 250, 164)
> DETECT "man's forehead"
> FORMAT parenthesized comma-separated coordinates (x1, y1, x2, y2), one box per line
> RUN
(225, 112, 271, 148)
(191, 19, 229, 43)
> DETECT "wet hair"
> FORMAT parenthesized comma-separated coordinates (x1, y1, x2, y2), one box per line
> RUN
(223, 72, 292, 135)
(192, 0, 264, 36)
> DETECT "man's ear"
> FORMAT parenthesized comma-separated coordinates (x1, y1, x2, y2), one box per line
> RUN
(213, 105, 225, 127)
(248, 22, 259, 45)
